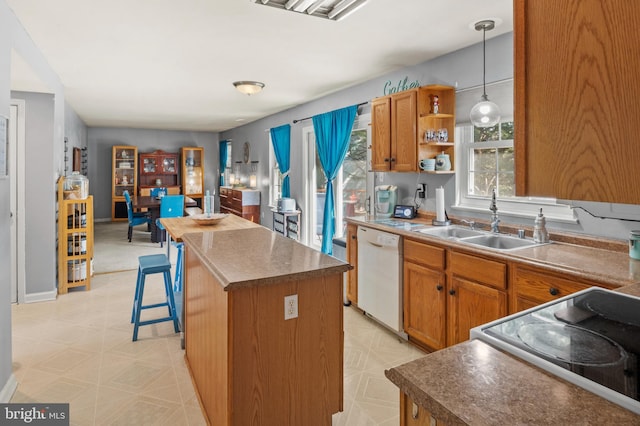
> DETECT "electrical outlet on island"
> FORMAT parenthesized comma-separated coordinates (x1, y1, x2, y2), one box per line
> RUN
(284, 294, 298, 320)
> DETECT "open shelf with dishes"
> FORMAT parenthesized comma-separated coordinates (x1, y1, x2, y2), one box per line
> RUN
(417, 85, 456, 173)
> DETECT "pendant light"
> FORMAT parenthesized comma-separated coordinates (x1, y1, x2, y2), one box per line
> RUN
(469, 20, 501, 128)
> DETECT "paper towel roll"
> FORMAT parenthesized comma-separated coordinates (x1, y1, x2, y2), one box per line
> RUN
(436, 187, 445, 222)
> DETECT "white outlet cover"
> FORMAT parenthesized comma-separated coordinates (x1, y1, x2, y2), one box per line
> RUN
(284, 294, 298, 320)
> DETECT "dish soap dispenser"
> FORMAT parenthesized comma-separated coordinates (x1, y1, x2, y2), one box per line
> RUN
(533, 208, 549, 243)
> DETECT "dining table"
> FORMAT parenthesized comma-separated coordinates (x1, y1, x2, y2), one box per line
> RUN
(132, 195, 198, 243)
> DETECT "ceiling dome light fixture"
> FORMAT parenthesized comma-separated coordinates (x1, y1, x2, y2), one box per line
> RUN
(469, 19, 501, 128)
(233, 81, 265, 95)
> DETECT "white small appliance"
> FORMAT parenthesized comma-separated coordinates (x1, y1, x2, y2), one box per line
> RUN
(277, 197, 296, 212)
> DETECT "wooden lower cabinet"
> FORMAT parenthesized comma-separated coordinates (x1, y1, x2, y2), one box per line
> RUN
(403, 240, 507, 350)
(400, 392, 443, 426)
(346, 223, 358, 304)
(447, 276, 508, 345)
(448, 251, 507, 346)
(219, 186, 260, 223)
(403, 239, 446, 350)
(509, 263, 612, 314)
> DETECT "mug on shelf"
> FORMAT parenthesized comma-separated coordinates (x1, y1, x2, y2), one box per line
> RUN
(419, 158, 436, 171)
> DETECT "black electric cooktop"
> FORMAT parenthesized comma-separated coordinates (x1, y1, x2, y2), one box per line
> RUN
(471, 287, 640, 415)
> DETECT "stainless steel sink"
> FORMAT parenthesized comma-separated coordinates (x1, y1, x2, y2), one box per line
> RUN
(417, 226, 485, 239)
(460, 234, 539, 251)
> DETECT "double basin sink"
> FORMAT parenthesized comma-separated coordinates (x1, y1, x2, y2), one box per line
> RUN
(416, 225, 545, 251)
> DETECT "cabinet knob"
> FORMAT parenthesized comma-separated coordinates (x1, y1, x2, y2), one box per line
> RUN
(549, 287, 559, 296)
(390, 157, 396, 162)
(384, 158, 390, 162)
(351, 235, 356, 240)
(436, 284, 443, 291)
(449, 289, 456, 296)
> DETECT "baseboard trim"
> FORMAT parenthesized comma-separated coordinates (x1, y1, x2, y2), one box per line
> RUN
(24, 289, 57, 304)
(0, 374, 18, 403)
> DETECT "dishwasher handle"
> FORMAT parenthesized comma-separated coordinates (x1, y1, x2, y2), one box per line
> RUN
(367, 241, 383, 248)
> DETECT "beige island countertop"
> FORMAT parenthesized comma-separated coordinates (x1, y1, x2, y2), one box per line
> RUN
(181, 223, 351, 425)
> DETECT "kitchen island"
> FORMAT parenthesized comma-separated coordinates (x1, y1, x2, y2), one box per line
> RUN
(181, 226, 351, 425)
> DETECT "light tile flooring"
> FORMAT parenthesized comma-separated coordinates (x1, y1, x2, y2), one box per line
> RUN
(11, 265, 424, 425)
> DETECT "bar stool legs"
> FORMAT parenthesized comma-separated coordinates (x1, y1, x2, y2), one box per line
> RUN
(131, 254, 180, 342)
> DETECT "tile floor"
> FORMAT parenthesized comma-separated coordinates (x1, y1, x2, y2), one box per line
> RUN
(11, 229, 425, 425)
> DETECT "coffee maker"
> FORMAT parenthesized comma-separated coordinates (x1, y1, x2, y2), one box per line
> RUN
(374, 185, 398, 218)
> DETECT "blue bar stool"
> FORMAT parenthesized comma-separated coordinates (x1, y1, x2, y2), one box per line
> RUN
(131, 254, 180, 341)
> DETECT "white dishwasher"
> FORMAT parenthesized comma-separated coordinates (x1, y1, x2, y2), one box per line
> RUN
(357, 226, 406, 338)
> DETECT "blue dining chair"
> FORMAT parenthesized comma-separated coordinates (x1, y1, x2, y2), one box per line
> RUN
(150, 187, 167, 198)
(156, 195, 184, 248)
(124, 190, 151, 242)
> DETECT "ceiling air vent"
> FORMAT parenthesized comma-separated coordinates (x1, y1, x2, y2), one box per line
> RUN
(253, 0, 369, 21)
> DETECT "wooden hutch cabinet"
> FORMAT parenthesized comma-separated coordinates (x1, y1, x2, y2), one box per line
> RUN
(139, 150, 180, 195)
(111, 145, 138, 221)
(181, 147, 204, 207)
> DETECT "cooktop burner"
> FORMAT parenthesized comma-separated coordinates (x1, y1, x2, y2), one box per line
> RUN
(471, 287, 640, 415)
(517, 322, 627, 366)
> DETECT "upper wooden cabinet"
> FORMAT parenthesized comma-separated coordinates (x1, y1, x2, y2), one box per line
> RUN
(371, 85, 456, 173)
(515, 0, 640, 203)
(371, 89, 418, 172)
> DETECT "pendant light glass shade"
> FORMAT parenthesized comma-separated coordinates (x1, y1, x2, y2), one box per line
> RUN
(470, 20, 501, 128)
(470, 94, 501, 127)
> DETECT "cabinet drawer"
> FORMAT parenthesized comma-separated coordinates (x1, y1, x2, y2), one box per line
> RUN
(404, 239, 445, 270)
(450, 251, 506, 290)
(513, 266, 591, 303)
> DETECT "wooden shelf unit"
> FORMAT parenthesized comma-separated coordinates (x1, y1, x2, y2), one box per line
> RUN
(272, 209, 301, 240)
(57, 176, 93, 294)
(111, 145, 138, 221)
(181, 147, 204, 207)
(417, 85, 456, 173)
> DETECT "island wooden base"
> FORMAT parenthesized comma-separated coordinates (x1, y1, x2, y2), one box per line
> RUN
(184, 245, 344, 425)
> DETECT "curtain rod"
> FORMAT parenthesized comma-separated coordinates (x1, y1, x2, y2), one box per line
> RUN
(292, 101, 369, 124)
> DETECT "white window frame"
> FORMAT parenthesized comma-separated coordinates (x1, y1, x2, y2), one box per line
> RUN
(453, 122, 576, 223)
(268, 134, 283, 208)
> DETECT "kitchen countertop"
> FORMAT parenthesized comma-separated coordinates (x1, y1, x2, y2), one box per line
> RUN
(181, 226, 351, 290)
(346, 216, 640, 288)
(384, 280, 640, 424)
(385, 339, 640, 425)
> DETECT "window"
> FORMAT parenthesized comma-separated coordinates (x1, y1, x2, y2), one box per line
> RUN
(463, 121, 515, 198)
(268, 136, 283, 206)
(454, 80, 575, 222)
(303, 114, 370, 248)
(222, 141, 232, 185)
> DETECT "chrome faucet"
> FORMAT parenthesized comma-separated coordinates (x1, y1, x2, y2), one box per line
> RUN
(489, 189, 500, 233)
(460, 219, 476, 230)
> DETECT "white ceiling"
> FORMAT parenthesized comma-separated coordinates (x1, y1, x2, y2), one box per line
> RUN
(7, 0, 512, 132)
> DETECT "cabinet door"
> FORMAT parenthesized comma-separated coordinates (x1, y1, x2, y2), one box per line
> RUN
(346, 223, 358, 304)
(515, 0, 640, 203)
(371, 97, 391, 171)
(400, 392, 440, 426)
(404, 261, 446, 350)
(391, 90, 418, 171)
(509, 264, 606, 314)
(447, 276, 507, 346)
